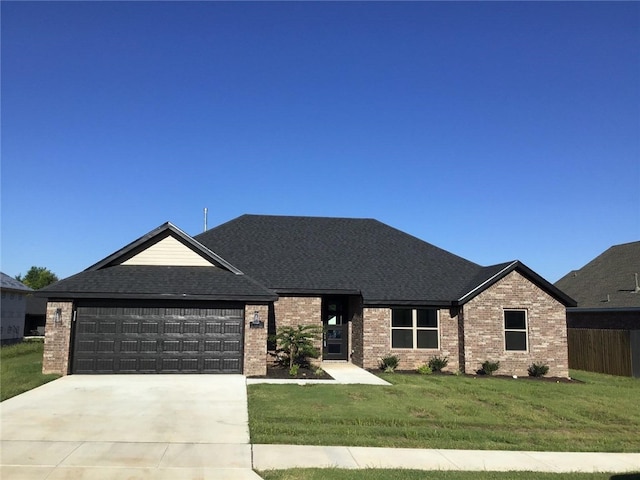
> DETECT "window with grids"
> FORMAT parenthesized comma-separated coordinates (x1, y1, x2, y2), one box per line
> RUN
(391, 308, 439, 349)
(504, 310, 528, 351)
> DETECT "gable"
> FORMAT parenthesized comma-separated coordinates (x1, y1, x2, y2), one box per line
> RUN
(457, 261, 576, 307)
(120, 235, 214, 267)
(86, 222, 243, 274)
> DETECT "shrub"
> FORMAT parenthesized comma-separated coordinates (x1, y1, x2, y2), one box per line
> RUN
(272, 325, 323, 369)
(289, 364, 300, 376)
(428, 356, 448, 372)
(481, 360, 500, 375)
(313, 367, 325, 378)
(528, 362, 550, 377)
(417, 364, 433, 375)
(379, 354, 400, 372)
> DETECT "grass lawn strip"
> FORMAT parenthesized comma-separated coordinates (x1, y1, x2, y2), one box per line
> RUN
(257, 469, 614, 480)
(1, 340, 60, 401)
(248, 370, 640, 452)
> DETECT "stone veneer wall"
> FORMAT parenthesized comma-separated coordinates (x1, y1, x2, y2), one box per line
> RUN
(243, 304, 269, 376)
(462, 270, 569, 377)
(273, 296, 322, 365)
(42, 301, 73, 375)
(361, 306, 460, 371)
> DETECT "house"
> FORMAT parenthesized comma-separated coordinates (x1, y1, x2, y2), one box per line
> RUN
(39, 214, 575, 377)
(1, 272, 31, 344)
(555, 241, 640, 377)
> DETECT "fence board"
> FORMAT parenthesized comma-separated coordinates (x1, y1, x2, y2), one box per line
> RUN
(568, 328, 632, 377)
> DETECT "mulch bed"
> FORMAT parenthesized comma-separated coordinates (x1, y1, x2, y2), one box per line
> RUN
(389, 370, 581, 383)
(254, 365, 334, 380)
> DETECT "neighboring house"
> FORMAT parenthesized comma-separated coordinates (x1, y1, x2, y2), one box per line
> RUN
(39, 215, 575, 377)
(555, 241, 640, 377)
(1, 272, 32, 344)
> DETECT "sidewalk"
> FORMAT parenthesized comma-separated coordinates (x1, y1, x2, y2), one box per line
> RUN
(252, 444, 640, 474)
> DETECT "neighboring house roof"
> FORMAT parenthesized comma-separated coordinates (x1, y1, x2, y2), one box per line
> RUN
(195, 215, 575, 306)
(0, 272, 32, 293)
(555, 241, 640, 310)
(38, 223, 276, 302)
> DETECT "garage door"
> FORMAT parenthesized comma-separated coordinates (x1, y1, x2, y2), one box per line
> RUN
(72, 304, 244, 374)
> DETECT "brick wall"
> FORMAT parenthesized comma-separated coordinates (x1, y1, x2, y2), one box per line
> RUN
(361, 307, 460, 371)
(42, 301, 73, 375)
(350, 296, 364, 366)
(273, 296, 322, 365)
(243, 304, 269, 376)
(462, 271, 569, 377)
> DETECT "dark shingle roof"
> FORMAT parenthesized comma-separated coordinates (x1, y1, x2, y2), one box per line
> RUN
(38, 265, 276, 302)
(555, 241, 640, 309)
(196, 215, 490, 304)
(0, 272, 32, 293)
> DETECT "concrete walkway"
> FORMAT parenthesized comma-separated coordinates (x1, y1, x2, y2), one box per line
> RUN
(247, 361, 390, 386)
(252, 444, 640, 474)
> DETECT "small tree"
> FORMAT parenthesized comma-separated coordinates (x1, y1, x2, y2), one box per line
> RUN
(15, 266, 58, 290)
(273, 325, 322, 369)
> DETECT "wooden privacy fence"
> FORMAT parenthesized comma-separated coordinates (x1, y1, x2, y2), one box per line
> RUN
(567, 328, 639, 377)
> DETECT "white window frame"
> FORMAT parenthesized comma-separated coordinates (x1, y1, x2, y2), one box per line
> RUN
(390, 308, 439, 350)
(504, 309, 528, 352)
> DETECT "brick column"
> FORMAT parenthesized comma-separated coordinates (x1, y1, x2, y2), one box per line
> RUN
(43, 301, 73, 375)
(244, 304, 269, 376)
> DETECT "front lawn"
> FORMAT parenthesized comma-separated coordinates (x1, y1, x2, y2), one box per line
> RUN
(258, 470, 614, 480)
(1, 340, 60, 401)
(248, 370, 640, 452)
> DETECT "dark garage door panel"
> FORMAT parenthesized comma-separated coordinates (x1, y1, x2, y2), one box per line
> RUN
(72, 305, 244, 374)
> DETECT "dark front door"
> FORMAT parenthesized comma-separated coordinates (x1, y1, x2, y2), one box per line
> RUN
(323, 297, 348, 360)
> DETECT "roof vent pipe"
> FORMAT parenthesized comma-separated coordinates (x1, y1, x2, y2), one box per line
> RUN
(635, 273, 640, 293)
(203, 207, 208, 232)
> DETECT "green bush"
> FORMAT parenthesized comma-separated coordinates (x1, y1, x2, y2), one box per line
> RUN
(271, 325, 323, 369)
(528, 362, 550, 377)
(379, 354, 400, 372)
(289, 364, 300, 376)
(428, 356, 448, 372)
(481, 360, 500, 375)
(417, 364, 433, 375)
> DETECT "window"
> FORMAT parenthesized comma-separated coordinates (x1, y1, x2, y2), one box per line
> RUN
(391, 308, 438, 349)
(504, 310, 527, 351)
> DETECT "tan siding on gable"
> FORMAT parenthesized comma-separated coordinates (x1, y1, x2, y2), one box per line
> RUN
(121, 236, 214, 267)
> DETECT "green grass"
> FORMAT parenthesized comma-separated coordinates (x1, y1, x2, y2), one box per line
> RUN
(1, 340, 60, 401)
(248, 370, 640, 452)
(258, 469, 616, 480)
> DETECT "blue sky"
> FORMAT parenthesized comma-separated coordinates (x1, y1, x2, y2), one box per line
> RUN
(2, 1, 638, 283)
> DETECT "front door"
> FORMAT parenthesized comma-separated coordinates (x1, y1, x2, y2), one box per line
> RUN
(322, 297, 348, 360)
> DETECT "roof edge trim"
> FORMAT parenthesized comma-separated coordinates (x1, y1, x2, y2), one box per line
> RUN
(457, 261, 577, 307)
(457, 262, 518, 305)
(85, 222, 244, 274)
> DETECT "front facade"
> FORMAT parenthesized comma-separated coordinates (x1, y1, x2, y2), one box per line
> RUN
(40, 215, 575, 377)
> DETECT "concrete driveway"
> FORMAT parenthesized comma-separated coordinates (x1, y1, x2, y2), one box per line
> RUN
(1, 375, 262, 479)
